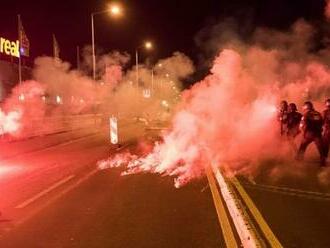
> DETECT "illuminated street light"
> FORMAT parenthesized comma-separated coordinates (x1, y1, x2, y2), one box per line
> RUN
(109, 3, 123, 16)
(144, 41, 153, 50)
(135, 40, 154, 88)
(56, 95, 62, 104)
(91, 3, 123, 81)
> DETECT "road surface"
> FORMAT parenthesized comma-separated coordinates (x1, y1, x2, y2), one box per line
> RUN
(0, 121, 330, 247)
(0, 169, 225, 248)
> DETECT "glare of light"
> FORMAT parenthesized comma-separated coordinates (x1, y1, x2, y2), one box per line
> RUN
(143, 89, 151, 98)
(0, 165, 23, 179)
(145, 41, 153, 50)
(56, 95, 62, 104)
(18, 94, 25, 102)
(42, 95, 46, 102)
(165, 73, 170, 78)
(158, 63, 163, 67)
(0, 110, 21, 135)
(109, 3, 123, 16)
(161, 100, 169, 108)
(269, 105, 277, 113)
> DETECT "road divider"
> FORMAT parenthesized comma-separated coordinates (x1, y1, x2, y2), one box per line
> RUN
(205, 166, 238, 248)
(230, 175, 283, 248)
(210, 165, 263, 248)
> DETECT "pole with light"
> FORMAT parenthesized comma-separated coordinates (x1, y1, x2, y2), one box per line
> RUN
(135, 41, 153, 88)
(91, 3, 122, 81)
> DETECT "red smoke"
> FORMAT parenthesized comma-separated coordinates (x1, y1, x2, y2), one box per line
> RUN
(100, 49, 281, 187)
(1, 80, 45, 137)
(101, 14, 330, 186)
(325, 0, 330, 20)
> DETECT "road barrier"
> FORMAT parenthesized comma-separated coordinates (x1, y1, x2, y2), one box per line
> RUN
(110, 116, 118, 145)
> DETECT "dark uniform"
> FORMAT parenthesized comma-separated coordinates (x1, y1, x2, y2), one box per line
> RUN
(287, 103, 302, 138)
(297, 102, 326, 166)
(322, 99, 330, 158)
(278, 100, 288, 136)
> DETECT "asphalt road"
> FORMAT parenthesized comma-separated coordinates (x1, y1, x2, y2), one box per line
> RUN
(2, 120, 330, 247)
(244, 184, 330, 248)
(0, 120, 225, 248)
(0, 169, 224, 248)
(238, 158, 330, 248)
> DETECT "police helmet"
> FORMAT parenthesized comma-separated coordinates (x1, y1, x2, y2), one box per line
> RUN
(303, 101, 314, 111)
(288, 103, 297, 112)
(280, 100, 288, 110)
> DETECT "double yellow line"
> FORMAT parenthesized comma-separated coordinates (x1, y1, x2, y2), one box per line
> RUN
(231, 176, 283, 248)
(206, 165, 283, 248)
(205, 166, 238, 247)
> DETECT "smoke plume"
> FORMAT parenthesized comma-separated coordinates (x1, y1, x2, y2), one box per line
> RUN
(100, 11, 330, 187)
(0, 49, 193, 138)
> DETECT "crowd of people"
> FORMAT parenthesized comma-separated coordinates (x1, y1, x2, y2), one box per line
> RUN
(278, 99, 330, 167)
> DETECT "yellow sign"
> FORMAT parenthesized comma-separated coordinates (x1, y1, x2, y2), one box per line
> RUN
(0, 37, 20, 58)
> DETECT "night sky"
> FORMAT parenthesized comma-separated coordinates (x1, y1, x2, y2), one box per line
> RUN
(0, 0, 326, 69)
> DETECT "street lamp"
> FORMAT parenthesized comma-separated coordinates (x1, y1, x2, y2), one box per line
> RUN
(135, 41, 153, 88)
(91, 3, 123, 81)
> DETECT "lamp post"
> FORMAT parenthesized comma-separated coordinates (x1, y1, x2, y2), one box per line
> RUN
(135, 41, 153, 88)
(91, 3, 123, 81)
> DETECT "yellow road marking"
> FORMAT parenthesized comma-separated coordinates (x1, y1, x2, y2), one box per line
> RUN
(205, 166, 238, 248)
(231, 176, 283, 248)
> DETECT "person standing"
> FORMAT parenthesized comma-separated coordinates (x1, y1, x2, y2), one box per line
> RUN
(287, 103, 302, 138)
(322, 99, 330, 160)
(297, 101, 326, 167)
(278, 100, 288, 136)
(286, 103, 302, 152)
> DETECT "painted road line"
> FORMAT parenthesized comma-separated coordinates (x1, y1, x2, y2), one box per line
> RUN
(211, 165, 262, 248)
(205, 166, 238, 248)
(15, 175, 75, 209)
(243, 183, 330, 201)
(244, 182, 330, 198)
(230, 176, 283, 248)
(42, 132, 100, 151)
(15, 169, 98, 227)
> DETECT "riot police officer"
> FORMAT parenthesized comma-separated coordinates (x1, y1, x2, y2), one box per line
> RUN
(278, 100, 288, 136)
(287, 103, 302, 138)
(297, 101, 326, 167)
(323, 99, 330, 159)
